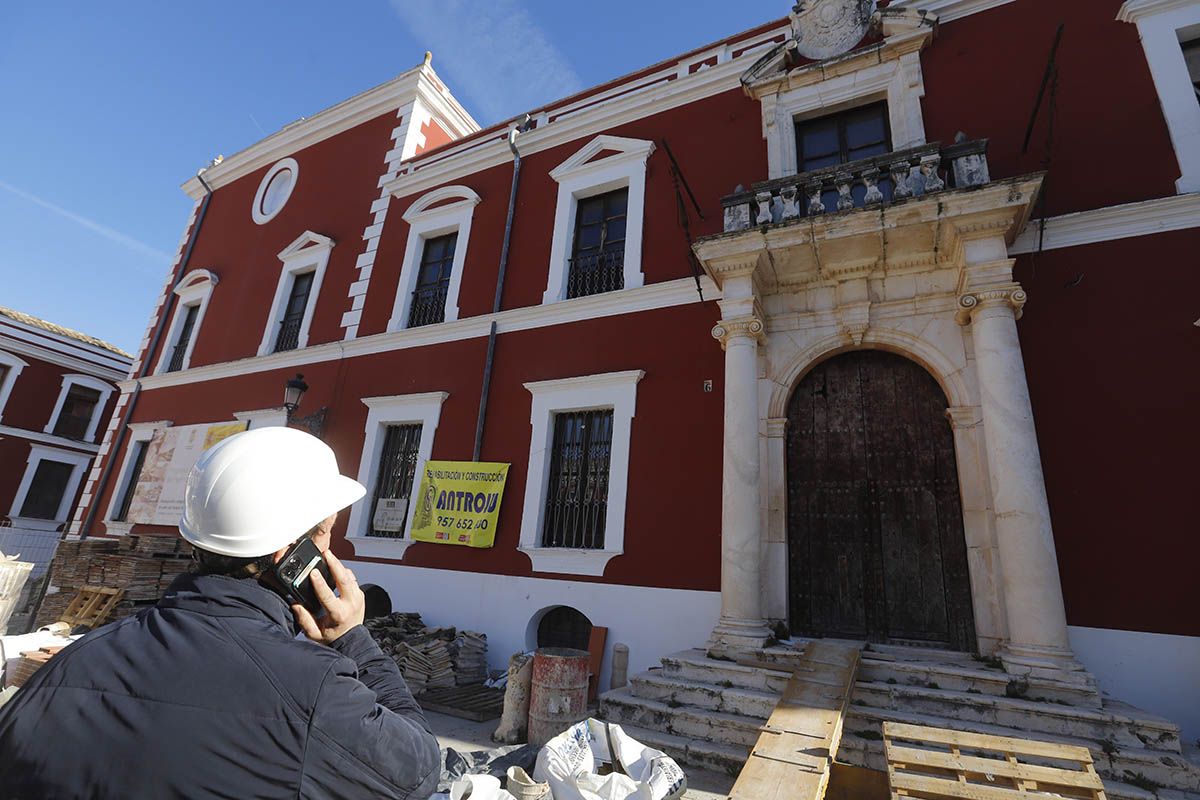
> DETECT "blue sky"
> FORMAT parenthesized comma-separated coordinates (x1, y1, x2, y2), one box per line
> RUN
(0, 1, 783, 355)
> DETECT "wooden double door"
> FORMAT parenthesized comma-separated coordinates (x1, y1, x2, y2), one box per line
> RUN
(786, 350, 977, 652)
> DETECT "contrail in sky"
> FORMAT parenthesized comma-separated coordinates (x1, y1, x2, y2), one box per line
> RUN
(0, 178, 173, 264)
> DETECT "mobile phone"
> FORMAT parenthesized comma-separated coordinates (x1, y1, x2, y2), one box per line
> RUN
(260, 536, 332, 613)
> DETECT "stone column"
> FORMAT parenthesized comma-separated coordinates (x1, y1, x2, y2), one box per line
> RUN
(957, 287, 1088, 681)
(708, 315, 773, 653)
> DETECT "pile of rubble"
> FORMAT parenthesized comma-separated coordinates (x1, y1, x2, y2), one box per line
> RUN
(365, 612, 488, 695)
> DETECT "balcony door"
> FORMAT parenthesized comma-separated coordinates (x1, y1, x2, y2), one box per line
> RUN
(786, 350, 976, 652)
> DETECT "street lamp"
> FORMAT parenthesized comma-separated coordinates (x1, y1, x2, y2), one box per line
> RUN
(283, 373, 326, 437)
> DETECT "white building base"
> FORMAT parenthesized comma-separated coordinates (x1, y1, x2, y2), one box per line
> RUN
(346, 561, 721, 694)
(1069, 624, 1200, 740)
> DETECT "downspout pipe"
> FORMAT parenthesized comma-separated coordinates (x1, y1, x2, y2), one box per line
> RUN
(79, 170, 215, 538)
(472, 120, 529, 461)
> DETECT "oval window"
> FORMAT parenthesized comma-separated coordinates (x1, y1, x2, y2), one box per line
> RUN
(252, 158, 298, 224)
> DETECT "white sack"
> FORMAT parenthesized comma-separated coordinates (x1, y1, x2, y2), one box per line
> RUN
(431, 773, 517, 800)
(532, 718, 686, 800)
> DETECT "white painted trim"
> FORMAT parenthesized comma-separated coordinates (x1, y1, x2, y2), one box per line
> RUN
(257, 231, 335, 356)
(103, 420, 171, 525)
(251, 158, 299, 224)
(0, 425, 100, 454)
(1068, 624, 1200, 740)
(8, 443, 93, 524)
(892, 0, 1017, 23)
(387, 187, 481, 331)
(0, 349, 29, 424)
(346, 560, 721, 694)
(344, 391, 449, 559)
(125, 276, 719, 392)
(1009, 192, 1200, 253)
(43, 374, 114, 443)
(518, 370, 644, 576)
(1119, 0, 1200, 192)
(758, 50, 927, 179)
(544, 136, 655, 305)
(232, 406, 288, 429)
(181, 64, 479, 199)
(155, 270, 218, 374)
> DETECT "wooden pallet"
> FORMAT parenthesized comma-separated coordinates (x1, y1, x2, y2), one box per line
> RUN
(883, 722, 1108, 800)
(417, 684, 505, 722)
(729, 641, 863, 800)
(60, 586, 125, 628)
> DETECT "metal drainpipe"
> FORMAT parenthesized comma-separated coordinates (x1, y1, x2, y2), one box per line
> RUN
(78, 171, 215, 538)
(472, 120, 529, 461)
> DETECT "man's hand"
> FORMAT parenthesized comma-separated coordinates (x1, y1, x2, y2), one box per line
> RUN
(292, 550, 366, 645)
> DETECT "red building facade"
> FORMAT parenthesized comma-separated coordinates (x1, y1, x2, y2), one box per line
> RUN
(0, 307, 131, 630)
(71, 0, 1200, 740)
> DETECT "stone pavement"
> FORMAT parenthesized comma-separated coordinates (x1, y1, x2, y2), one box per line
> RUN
(425, 710, 735, 799)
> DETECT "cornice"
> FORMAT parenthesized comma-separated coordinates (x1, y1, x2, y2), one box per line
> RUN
(182, 64, 480, 199)
(0, 425, 101, 454)
(384, 30, 789, 201)
(1117, 0, 1199, 22)
(1010, 193, 1200, 254)
(893, 0, 1016, 23)
(0, 334, 128, 382)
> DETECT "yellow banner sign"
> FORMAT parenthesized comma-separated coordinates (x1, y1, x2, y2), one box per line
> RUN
(410, 460, 509, 548)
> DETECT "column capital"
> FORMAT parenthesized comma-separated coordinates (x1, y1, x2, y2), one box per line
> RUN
(955, 284, 1028, 325)
(765, 417, 788, 438)
(712, 315, 766, 349)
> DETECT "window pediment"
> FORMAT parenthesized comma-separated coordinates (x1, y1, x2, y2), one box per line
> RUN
(402, 185, 481, 222)
(277, 230, 334, 262)
(549, 135, 655, 183)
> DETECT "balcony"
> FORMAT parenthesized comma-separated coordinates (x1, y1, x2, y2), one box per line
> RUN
(407, 283, 449, 328)
(273, 313, 303, 353)
(696, 139, 1041, 294)
(722, 140, 992, 233)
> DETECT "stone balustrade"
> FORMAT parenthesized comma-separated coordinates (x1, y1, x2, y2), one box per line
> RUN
(722, 139, 992, 233)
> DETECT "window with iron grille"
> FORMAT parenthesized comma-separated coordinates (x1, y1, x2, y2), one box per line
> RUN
(167, 304, 199, 373)
(19, 459, 74, 519)
(567, 189, 627, 299)
(274, 271, 314, 352)
(408, 233, 457, 328)
(541, 409, 614, 549)
(113, 440, 149, 522)
(1185, 38, 1200, 103)
(0, 365, 9, 396)
(368, 423, 423, 538)
(52, 385, 101, 440)
(537, 606, 593, 651)
(795, 102, 893, 210)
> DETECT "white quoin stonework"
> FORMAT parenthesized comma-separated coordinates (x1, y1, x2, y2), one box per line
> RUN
(693, 172, 1093, 685)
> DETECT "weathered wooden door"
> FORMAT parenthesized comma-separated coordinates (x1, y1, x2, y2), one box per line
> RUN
(786, 350, 976, 651)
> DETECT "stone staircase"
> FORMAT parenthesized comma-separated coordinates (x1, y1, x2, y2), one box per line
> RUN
(600, 643, 1200, 800)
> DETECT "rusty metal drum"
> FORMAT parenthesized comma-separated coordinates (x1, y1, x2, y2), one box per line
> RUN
(527, 647, 590, 747)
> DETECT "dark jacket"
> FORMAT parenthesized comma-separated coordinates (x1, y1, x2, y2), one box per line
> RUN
(0, 573, 440, 799)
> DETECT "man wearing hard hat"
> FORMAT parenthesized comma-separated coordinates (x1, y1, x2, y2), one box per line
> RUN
(0, 427, 441, 798)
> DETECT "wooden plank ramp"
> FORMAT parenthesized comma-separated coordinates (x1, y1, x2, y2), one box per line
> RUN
(883, 721, 1108, 800)
(728, 640, 862, 800)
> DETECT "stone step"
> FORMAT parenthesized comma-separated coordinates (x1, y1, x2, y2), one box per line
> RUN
(600, 686, 762, 749)
(664, 647, 1101, 708)
(605, 722, 748, 778)
(630, 672, 779, 719)
(841, 704, 1200, 796)
(656, 651, 1181, 755)
(859, 651, 1100, 708)
(853, 680, 1182, 754)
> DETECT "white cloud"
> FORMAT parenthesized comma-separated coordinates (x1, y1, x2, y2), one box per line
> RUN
(390, 0, 584, 123)
(0, 178, 173, 266)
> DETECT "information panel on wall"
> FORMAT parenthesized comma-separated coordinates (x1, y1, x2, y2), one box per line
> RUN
(127, 422, 249, 526)
(409, 460, 510, 548)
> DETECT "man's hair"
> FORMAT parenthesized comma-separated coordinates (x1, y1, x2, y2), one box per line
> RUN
(191, 549, 277, 579)
(190, 522, 325, 579)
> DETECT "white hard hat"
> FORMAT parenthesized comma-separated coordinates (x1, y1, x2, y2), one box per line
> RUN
(179, 426, 366, 558)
